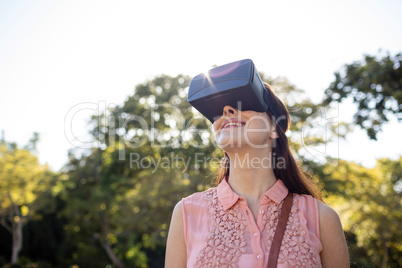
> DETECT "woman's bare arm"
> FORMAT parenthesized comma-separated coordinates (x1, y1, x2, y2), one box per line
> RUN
(165, 201, 187, 268)
(318, 201, 350, 268)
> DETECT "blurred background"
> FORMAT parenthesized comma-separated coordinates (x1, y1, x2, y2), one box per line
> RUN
(0, 0, 401, 267)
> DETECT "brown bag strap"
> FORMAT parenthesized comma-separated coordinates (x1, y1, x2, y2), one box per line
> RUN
(267, 192, 293, 268)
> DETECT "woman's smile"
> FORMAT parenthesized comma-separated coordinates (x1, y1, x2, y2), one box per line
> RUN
(221, 119, 246, 130)
(221, 123, 244, 130)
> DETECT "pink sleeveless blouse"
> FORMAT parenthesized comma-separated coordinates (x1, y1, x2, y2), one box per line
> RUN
(181, 178, 323, 267)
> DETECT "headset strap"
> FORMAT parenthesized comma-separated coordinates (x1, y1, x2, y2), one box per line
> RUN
(262, 89, 286, 133)
(267, 192, 293, 268)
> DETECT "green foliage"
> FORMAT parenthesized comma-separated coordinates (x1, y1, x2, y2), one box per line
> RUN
(323, 51, 402, 140)
(21, 199, 66, 266)
(312, 157, 402, 267)
(0, 136, 56, 264)
(261, 74, 351, 165)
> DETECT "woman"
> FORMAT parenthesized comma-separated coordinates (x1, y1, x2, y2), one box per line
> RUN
(165, 83, 350, 267)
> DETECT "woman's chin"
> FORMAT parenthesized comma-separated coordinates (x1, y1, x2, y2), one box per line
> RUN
(217, 140, 269, 152)
(215, 134, 269, 150)
(217, 143, 242, 152)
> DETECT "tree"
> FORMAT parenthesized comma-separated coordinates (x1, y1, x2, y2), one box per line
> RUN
(0, 135, 54, 264)
(322, 51, 402, 140)
(315, 157, 402, 267)
(261, 74, 351, 167)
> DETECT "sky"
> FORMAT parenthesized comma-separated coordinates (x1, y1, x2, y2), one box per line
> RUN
(0, 0, 401, 171)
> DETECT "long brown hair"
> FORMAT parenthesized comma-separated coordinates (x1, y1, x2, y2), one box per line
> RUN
(214, 83, 323, 201)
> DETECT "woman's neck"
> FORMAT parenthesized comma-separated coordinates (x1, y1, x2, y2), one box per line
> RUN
(226, 149, 278, 203)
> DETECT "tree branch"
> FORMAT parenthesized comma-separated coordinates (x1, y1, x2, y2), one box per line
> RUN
(0, 217, 12, 233)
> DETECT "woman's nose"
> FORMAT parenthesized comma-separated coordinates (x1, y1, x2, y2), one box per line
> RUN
(222, 105, 238, 117)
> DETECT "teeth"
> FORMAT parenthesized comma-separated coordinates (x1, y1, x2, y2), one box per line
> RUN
(223, 122, 244, 129)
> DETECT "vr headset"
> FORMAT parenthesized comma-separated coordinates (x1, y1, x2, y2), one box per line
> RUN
(187, 59, 286, 132)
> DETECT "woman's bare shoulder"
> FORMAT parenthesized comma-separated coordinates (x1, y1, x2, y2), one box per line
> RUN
(317, 201, 339, 221)
(165, 200, 186, 268)
(317, 201, 350, 268)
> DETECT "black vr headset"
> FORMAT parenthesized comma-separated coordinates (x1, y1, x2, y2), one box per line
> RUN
(187, 59, 286, 132)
